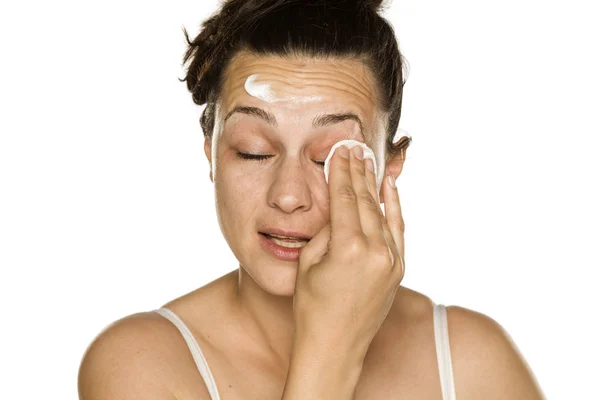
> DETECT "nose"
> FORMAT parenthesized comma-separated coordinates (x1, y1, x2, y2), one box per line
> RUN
(266, 158, 315, 213)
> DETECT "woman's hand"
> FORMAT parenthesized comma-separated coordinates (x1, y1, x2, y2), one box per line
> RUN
(292, 144, 405, 359)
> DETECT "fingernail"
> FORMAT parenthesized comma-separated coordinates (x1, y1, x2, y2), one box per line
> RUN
(365, 158, 374, 172)
(338, 146, 350, 158)
(387, 174, 396, 188)
(352, 146, 363, 160)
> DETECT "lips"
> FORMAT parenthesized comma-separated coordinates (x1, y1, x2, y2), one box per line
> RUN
(261, 233, 308, 242)
(259, 232, 304, 261)
(260, 228, 312, 241)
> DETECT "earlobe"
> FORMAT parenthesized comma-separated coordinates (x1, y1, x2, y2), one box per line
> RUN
(204, 138, 214, 183)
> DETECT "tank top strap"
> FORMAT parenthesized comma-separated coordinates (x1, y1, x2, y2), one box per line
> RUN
(433, 303, 457, 400)
(154, 307, 221, 400)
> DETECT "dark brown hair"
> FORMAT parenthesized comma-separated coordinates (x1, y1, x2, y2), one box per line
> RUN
(181, 0, 412, 156)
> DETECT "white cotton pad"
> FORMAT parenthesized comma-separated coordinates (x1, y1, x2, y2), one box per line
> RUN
(324, 139, 382, 195)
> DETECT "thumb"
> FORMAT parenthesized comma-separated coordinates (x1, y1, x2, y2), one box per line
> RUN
(298, 223, 331, 275)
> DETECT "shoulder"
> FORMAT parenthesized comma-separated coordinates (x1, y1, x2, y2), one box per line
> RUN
(77, 311, 210, 400)
(445, 305, 546, 399)
(387, 288, 545, 399)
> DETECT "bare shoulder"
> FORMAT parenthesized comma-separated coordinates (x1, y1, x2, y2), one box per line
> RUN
(367, 287, 546, 399)
(445, 304, 547, 399)
(77, 311, 212, 400)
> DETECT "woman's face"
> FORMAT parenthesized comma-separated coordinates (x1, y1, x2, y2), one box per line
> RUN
(205, 52, 388, 295)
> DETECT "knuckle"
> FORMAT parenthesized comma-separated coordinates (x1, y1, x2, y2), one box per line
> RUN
(352, 159, 365, 173)
(394, 259, 405, 281)
(337, 158, 351, 172)
(373, 243, 394, 269)
(346, 237, 366, 256)
(393, 253, 405, 278)
(336, 185, 357, 202)
(388, 216, 406, 234)
(358, 192, 378, 210)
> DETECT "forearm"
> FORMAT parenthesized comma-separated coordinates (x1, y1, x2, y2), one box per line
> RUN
(281, 339, 366, 400)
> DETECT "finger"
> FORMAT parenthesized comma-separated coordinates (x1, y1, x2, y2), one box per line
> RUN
(298, 223, 331, 274)
(329, 146, 362, 243)
(363, 159, 400, 268)
(363, 156, 389, 234)
(383, 173, 405, 276)
(363, 157, 380, 205)
(348, 147, 386, 246)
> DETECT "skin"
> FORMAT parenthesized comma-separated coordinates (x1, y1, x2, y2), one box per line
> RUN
(78, 50, 546, 400)
(202, 51, 407, 367)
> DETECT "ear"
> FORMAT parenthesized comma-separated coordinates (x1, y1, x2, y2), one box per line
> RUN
(378, 145, 407, 203)
(204, 137, 213, 183)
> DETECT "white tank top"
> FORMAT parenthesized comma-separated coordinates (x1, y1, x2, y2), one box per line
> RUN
(154, 302, 456, 400)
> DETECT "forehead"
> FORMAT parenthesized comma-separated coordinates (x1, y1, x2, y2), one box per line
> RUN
(219, 52, 381, 118)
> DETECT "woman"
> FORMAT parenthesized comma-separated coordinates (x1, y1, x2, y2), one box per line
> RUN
(78, 0, 545, 398)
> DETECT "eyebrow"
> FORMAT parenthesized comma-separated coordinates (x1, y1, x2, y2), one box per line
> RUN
(224, 106, 277, 127)
(223, 106, 366, 141)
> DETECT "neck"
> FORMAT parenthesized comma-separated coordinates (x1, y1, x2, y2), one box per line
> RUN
(229, 266, 296, 368)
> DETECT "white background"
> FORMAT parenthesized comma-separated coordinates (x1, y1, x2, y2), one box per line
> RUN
(1, 0, 598, 398)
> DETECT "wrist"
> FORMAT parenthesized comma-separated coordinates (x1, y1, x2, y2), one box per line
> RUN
(282, 340, 365, 399)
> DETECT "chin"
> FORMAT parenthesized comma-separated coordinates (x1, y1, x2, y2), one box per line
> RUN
(244, 259, 298, 297)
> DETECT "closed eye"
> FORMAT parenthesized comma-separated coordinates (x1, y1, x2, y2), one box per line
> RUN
(236, 152, 325, 167)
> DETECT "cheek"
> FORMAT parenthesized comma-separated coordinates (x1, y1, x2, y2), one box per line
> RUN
(214, 167, 264, 209)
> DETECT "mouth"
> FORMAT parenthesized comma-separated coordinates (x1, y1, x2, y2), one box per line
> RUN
(259, 232, 309, 248)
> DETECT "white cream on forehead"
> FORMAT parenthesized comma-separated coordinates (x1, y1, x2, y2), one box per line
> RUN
(244, 74, 322, 103)
(324, 140, 383, 199)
